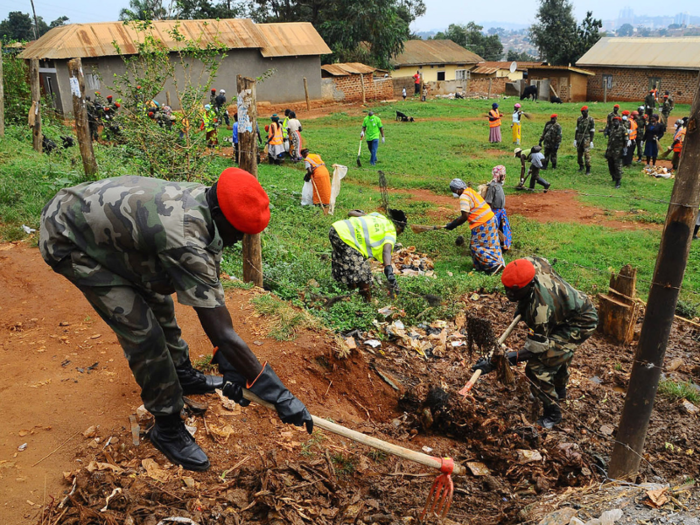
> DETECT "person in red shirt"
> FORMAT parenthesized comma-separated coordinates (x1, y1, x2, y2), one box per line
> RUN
(413, 71, 421, 95)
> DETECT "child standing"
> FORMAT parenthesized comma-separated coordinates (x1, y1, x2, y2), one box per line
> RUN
(402, 87, 407, 101)
(512, 103, 523, 145)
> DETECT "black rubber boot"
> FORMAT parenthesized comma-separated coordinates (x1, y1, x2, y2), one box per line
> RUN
(212, 351, 250, 407)
(176, 359, 223, 396)
(555, 386, 566, 401)
(585, 166, 591, 175)
(693, 225, 699, 240)
(615, 180, 621, 189)
(537, 404, 562, 430)
(148, 414, 210, 471)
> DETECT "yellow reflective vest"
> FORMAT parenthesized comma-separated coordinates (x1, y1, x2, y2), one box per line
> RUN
(332, 213, 396, 261)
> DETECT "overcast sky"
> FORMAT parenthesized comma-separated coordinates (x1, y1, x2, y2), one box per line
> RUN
(1, 0, 699, 30)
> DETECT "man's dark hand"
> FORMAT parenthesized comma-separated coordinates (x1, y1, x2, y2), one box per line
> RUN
(471, 356, 495, 375)
(247, 363, 313, 434)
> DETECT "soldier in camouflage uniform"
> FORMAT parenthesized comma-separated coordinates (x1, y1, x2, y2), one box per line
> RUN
(644, 90, 656, 119)
(604, 104, 620, 138)
(660, 93, 673, 129)
(40, 169, 312, 471)
(634, 108, 646, 162)
(539, 114, 562, 170)
(605, 116, 627, 189)
(574, 106, 595, 175)
(472, 257, 598, 429)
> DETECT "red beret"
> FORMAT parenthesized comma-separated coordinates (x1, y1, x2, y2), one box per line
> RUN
(115, 102, 121, 108)
(216, 168, 270, 235)
(550, 114, 557, 118)
(614, 104, 619, 108)
(502, 259, 536, 289)
(107, 95, 113, 99)
(148, 112, 154, 118)
(212, 88, 216, 93)
(613, 116, 622, 120)
(621, 110, 630, 115)
(581, 106, 588, 111)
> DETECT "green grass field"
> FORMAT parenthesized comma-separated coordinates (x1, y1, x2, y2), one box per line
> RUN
(1, 97, 698, 329)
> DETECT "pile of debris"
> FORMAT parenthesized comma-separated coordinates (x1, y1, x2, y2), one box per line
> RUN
(370, 246, 435, 277)
(643, 165, 673, 179)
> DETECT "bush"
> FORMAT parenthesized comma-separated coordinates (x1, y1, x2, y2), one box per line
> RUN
(2, 51, 31, 125)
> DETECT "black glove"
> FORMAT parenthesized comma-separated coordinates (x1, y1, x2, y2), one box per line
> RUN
(506, 349, 534, 366)
(384, 265, 397, 287)
(471, 356, 495, 375)
(444, 219, 461, 231)
(212, 351, 250, 407)
(247, 363, 313, 434)
(303, 173, 311, 182)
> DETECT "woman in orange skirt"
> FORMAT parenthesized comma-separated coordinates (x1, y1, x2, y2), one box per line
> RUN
(301, 148, 331, 211)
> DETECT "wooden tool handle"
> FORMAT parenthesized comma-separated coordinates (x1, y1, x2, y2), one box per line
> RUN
(497, 314, 522, 345)
(242, 389, 465, 476)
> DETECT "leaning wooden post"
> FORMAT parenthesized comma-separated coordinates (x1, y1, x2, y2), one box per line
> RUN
(67, 59, 98, 178)
(0, 43, 5, 137)
(303, 77, 310, 111)
(166, 91, 171, 107)
(609, 71, 700, 479)
(604, 81, 608, 104)
(30, 58, 42, 153)
(359, 73, 366, 105)
(237, 75, 263, 288)
(488, 78, 493, 99)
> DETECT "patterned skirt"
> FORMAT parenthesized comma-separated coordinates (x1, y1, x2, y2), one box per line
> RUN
(493, 208, 512, 251)
(289, 131, 302, 159)
(470, 216, 505, 272)
(489, 126, 502, 143)
(329, 227, 372, 287)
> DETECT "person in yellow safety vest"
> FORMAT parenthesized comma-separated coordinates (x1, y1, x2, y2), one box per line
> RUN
(329, 209, 407, 301)
(488, 103, 502, 143)
(201, 104, 218, 147)
(670, 118, 686, 172)
(282, 109, 291, 154)
(445, 179, 504, 274)
(267, 114, 285, 165)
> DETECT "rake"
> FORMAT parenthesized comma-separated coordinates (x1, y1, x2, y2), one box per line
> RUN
(242, 389, 464, 520)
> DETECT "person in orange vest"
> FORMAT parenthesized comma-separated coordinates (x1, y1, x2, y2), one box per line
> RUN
(301, 148, 331, 211)
(267, 114, 285, 165)
(623, 110, 637, 167)
(670, 118, 686, 172)
(488, 103, 502, 143)
(444, 178, 504, 274)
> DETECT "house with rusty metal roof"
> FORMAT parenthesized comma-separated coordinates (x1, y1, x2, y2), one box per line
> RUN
(19, 19, 331, 114)
(320, 62, 393, 102)
(576, 37, 700, 104)
(390, 40, 483, 83)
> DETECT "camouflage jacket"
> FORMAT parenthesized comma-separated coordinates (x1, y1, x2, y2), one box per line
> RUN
(634, 114, 646, 138)
(575, 116, 595, 142)
(606, 124, 627, 157)
(39, 176, 226, 309)
(515, 257, 598, 338)
(661, 99, 672, 116)
(540, 122, 562, 147)
(606, 111, 619, 132)
(644, 94, 656, 110)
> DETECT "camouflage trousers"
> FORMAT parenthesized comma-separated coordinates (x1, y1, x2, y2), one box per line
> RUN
(525, 325, 596, 410)
(51, 254, 188, 417)
(577, 139, 591, 169)
(542, 145, 558, 169)
(606, 155, 623, 182)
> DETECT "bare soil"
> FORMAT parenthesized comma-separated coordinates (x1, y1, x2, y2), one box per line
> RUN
(1, 243, 698, 525)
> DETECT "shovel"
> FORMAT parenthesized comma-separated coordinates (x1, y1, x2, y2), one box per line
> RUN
(410, 224, 445, 233)
(458, 314, 522, 398)
(242, 388, 464, 520)
(356, 139, 363, 167)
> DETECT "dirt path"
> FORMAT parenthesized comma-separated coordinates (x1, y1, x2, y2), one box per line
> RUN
(396, 188, 661, 231)
(0, 242, 396, 525)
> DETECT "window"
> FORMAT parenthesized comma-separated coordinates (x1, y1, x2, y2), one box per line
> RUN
(602, 75, 613, 90)
(437, 71, 445, 81)
(86, 74, 101, 91)
(455, 69, 470, 80)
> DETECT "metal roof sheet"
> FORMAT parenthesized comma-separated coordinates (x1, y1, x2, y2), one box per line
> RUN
(257, 22, 331, 58)
(527, 65, 595, 76)
(321, 62, 376, 76)
(478, 61, 541, 70)
(19, 19, 329, 60)
(391, 40, 483, 67)
(471, 66, 499, 75)
(576, 37, 700, 70)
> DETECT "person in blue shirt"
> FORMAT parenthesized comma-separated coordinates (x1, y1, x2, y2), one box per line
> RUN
(232, 114, 239, 164)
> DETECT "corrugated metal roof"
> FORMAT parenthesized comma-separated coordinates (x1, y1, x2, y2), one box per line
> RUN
(391, 40, 483, 67)
(527, 65, 595, 76)
(576, 37, 700, 70)
(321, 62, 376, 76)
(19, 19, 329, 60)
(258, 22, 331, 58)
(478, 61, 541, 70)
(471, 66, 499, 75)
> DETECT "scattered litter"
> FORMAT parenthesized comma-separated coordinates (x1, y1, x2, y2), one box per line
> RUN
(378, 305, 396, 317)
(599, 424, 615, 436)
(421, 446, 433, 453)
(215, 389, 240, 412)
(21, 225, 36, 234)
(680, 399, 699, 415)
(156, 518, 200, 525)
(598, 509, 623, 525)
(185, 424, 197, 437)
(516, 449, 542, 463)
(100, 487, 122, 512)
(82, 426, 97, 438)
(136, 405, 150, 420)
(128, 415, 140, 446)
(644, 487, 669, 508)
(17, 443, 27, 452)
(643, 165, 673, 179)
(142, 458, 171, 483)
(364, 340, 382, 348)
(344, 337, 357, 350)
(466, 461, 491, 476)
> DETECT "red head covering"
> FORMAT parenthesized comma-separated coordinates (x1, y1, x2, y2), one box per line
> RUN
(501, 259, 536, 289)
(581, 106, 588, 111)
(613, 116, 622, 121)
(614, 104, 619, 108)
(216, 168, 270, 235)
(107, 95, 112, 100)
(115, 103, 121, 108)
(621, 110, 630, 115)
(550, 114, 557, 119)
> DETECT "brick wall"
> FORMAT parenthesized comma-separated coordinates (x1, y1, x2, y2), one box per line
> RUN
(585, 67, 698, 104)
(323, 73, 394, 103)
(393, 76, 416, 97)
(467, 77, 507, 96)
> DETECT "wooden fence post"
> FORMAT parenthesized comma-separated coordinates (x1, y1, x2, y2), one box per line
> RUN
(488, 78, 492, 99)
(0, 43, 4, 137)
(597, 265, 637, 345)
(30, 58, 42, 153)
(359, 73, 366, 105)
(303, 77, 310, 111)
(67, 58, 98, 178)
(166, 91, 171, 107)
(237, 75, 263, 288)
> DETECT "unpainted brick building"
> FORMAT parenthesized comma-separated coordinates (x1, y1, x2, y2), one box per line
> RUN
(321, 63, 394, 103)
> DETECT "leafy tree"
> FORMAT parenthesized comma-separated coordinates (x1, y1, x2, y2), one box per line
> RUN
(529, 0, 601, 65)
(506, 49, 537, 62)
(433, 22, 503, 61)
(119, 0, 168, 21)
(173, 0, 245, 19)
(1, 51, 31, 124)
(0, 12, 34, 41)
(617, 23, 634, 36)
